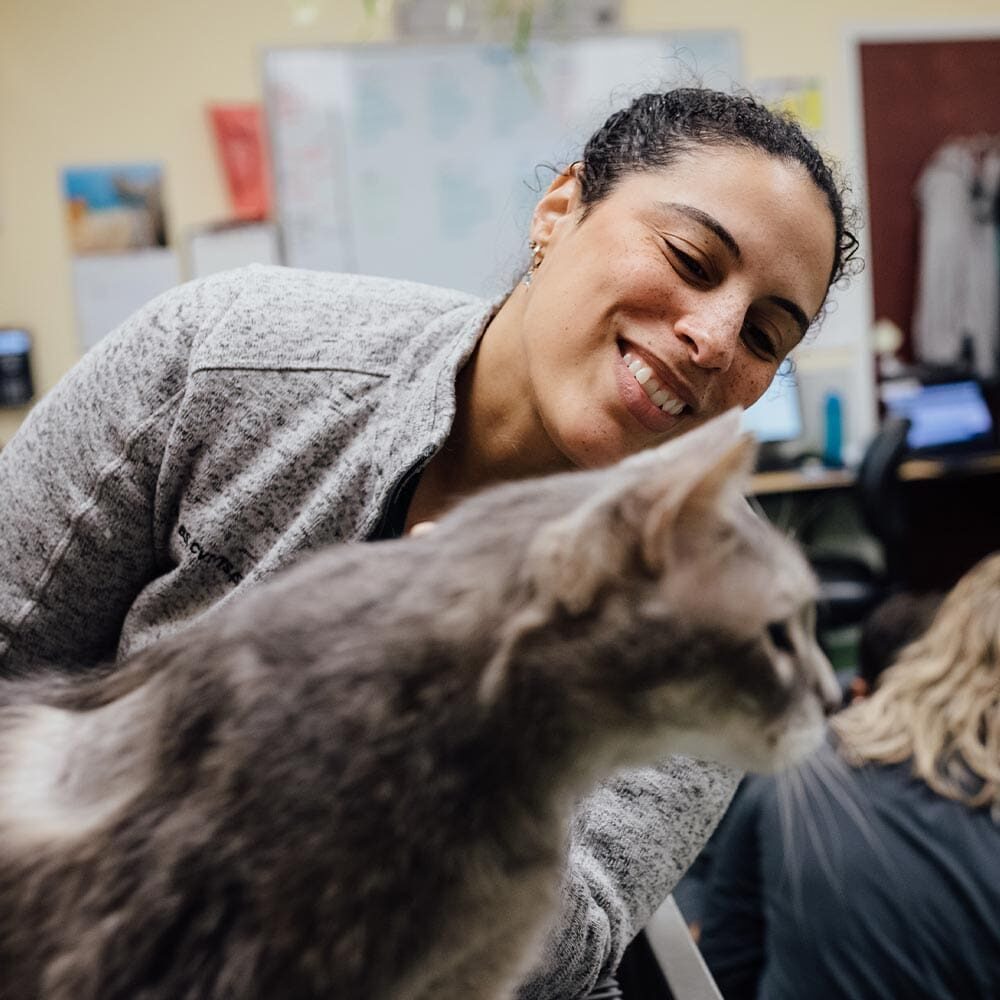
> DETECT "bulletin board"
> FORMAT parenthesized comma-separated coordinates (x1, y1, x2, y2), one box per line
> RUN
(261, 32, 742, 297)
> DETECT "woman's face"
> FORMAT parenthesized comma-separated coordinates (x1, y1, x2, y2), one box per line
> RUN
(516, 144, 836, 469)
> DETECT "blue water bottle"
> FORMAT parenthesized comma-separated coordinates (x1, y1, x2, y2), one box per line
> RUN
(822, 391, 843, 468)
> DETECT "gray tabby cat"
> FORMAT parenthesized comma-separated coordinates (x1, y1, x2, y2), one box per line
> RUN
(0, 410, 838, 1000)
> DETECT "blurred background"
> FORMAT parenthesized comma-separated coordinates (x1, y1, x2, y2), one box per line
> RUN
(2, 0, 1000, 618)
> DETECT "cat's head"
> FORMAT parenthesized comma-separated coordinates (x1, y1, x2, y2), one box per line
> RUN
(474, 409, 840, 775)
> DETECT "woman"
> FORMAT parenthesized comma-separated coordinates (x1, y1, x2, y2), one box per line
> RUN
(699, 554, 1000, 998)
(0, 88, 856, 997)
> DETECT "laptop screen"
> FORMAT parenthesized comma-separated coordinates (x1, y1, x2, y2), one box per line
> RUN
(882, 379, 994, 451)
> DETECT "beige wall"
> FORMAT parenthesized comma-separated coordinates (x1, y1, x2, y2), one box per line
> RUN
(629, 0, 1000, 157)
(1, 0, 997, 441)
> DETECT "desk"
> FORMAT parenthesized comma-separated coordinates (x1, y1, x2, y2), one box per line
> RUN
(751, 450, 1000, 495)
(751, 467, 854, 496)
(751, 450, 1000, 592)
(898, 451, 1000, 483)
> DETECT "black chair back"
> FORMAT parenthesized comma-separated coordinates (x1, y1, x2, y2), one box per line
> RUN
(854, 416, 912, 586)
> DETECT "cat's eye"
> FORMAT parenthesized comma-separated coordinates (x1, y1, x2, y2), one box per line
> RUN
(767, 621, 794, 653)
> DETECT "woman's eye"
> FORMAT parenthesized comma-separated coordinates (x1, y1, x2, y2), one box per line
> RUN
(742, 322, 778, 361)
(667, 243, 709, 282)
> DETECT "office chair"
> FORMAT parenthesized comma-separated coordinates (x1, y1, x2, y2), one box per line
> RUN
(812, 416, 912, 632)
(853, 416, 912, 585)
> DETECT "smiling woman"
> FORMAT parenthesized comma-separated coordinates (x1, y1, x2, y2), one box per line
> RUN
(0, 86, 857, 1000)
(408, 89, 857, 524)
(467, 149, 835, 472)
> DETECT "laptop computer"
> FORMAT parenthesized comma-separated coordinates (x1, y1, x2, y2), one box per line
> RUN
(881, 378, 996, 456)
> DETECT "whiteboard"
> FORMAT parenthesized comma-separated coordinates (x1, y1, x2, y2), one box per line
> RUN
(262, 33, 742, 297)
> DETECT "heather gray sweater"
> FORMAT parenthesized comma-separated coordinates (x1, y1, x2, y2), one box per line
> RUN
(0, 265, 738, 997)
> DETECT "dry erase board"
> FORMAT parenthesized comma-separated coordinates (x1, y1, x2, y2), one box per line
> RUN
(262, 33, 742, 297)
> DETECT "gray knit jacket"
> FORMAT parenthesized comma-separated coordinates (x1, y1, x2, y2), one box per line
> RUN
(0, 265, 738, 998)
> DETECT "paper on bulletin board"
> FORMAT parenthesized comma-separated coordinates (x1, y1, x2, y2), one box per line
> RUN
(753, 76, 824, 136)
(187, 221, 281, 279)
(72, 248, 181, 351)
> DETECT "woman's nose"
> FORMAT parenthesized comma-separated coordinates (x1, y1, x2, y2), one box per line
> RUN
(674, 299, 744, 371)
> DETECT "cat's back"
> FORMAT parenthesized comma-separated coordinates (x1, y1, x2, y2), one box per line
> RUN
(0, 535, 560, 1000)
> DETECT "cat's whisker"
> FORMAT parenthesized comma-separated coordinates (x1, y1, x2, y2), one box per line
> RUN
(787, 761, 838, 908)
(810, 743, 899, 880)
(796, 753, 851, 907)
(775, 771, 793, 868)
(775, 767, 808, 923)
(811, 749, 947, 984)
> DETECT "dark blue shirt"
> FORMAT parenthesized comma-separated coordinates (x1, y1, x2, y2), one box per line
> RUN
(699, 743, 1000, 999)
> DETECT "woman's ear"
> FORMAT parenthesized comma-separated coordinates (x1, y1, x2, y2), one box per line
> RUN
(529, 163, 583, 248)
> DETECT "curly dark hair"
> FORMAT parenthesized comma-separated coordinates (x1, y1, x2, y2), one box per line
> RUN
(577, 88, 861, 292)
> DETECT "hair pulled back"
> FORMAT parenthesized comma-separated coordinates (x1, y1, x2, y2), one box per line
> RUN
(578, 88, 859, 290)
(834, 551, 1000, 814)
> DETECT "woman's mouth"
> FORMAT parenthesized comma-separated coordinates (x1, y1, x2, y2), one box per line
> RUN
(621, 350, 687, 416)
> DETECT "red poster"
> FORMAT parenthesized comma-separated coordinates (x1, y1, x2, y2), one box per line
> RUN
(208, 104, 273, 221)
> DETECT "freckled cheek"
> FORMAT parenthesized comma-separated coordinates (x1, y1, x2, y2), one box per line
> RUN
(724, 360, 774, 408)
(596, 232, 665, 286)
(611, 263, 680, 318)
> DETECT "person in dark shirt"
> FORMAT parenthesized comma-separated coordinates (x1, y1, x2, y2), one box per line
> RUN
(698, 558, 1000, 999)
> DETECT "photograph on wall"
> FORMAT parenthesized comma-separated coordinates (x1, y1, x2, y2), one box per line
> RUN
(62, 163, 168, 255)
(62, 162, 179, 351)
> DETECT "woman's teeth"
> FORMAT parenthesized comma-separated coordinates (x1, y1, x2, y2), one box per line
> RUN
(622, 352, 685, 416)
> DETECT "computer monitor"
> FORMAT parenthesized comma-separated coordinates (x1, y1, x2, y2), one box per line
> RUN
(881, 379, 995, 453)
(0, 327, 33, 406)
(741, 374, 803, 444)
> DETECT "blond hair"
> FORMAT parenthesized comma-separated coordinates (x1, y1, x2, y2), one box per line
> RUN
(832, 552, 1000, 812)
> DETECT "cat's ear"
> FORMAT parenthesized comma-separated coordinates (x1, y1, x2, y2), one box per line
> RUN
(638, 409, 757, 566)
(523, 410, 756, 615)
(521, 490, 630, 617)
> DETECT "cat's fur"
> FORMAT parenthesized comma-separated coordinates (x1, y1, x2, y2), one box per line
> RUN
(0, 410, 838, 1000)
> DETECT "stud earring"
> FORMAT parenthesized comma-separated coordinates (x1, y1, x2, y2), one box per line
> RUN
(522, 239, 543, 287)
